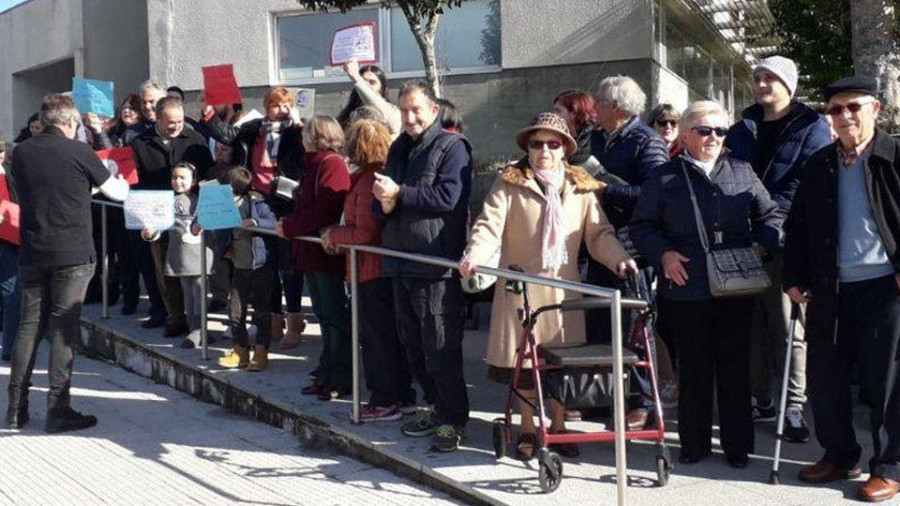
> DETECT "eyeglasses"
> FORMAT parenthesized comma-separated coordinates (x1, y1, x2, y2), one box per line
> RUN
(528, 139, 563, 150)
(656, 120, 678, 128)
(691, 125, 728, 138)
(825, 99, 875, 116)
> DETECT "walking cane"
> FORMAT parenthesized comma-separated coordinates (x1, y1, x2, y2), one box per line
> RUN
(770, 302, 801, 485)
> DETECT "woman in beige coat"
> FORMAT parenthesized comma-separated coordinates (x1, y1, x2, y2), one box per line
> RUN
(460, 112, 635, 460)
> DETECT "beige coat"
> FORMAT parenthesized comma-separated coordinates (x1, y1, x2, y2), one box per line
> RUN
(465, 162, 630, 369)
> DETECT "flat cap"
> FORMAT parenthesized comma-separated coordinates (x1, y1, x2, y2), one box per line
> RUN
(824, 76, 878, 102)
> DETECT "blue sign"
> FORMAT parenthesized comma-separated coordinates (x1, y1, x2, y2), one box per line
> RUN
(72, 77, 115, 117)
(197, 184, 241, 230)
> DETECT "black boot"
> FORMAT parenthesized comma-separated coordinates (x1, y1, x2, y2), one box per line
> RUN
(45, 407, 97, 434)
(6, 389, 29, 429)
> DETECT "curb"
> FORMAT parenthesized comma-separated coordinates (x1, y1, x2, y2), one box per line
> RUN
(78, 317, 504, 506)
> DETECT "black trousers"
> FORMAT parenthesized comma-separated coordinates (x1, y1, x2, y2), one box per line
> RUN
(808, 274, 900, 479)
(86, 204, 123, 303)
(229, 266, 274, 349)
(8, 263, 94, 412)
(662, 296, 754, 457)
(393, 277, 469, 426)
(122, 229, 164, 317)
(359, 278, 415, 407)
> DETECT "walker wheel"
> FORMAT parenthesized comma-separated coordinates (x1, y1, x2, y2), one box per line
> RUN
(492, 420, 507, 459)
(656, 455, 671, 487)
(538, 451, 563, 493)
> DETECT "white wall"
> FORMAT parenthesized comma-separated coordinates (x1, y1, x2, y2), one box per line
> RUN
(0, 0, 83, 140)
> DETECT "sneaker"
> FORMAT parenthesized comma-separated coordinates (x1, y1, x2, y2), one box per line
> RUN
(752, 396, 777, 423)
(429, 424, 466, 452)
(401, 407, 439, 437)
(398, 401, 418, 415)
(352, 404, 402, 423)
(784, 406, 810, 443)
(45, 407, 98, 434)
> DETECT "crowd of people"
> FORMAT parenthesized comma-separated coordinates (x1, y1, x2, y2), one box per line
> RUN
(3, 53, 900, 501)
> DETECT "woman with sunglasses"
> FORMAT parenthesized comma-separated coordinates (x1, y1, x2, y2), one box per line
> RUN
(631, 100, 782, 469)
(460, 112, 636, 461)
(647, 104, 683, 158)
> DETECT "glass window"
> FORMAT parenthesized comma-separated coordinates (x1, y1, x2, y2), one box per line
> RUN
(665, 23, 685, 76)
(714, 63, 732, 111)
(389, 0, 500, 73)
(277, 8, 379, 82)
(684, 45, 711, 101)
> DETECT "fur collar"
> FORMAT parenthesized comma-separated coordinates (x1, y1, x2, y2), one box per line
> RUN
(499, 161, 600, 193)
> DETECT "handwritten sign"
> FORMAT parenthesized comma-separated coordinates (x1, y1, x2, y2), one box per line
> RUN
(330, 23, 377, 66)
(72, 77, 115, 117)
(197, 184, 241, 230)
(124, 190, 174, 231)
(202, 64, 242, 106)
(0, 200, 20, 246)
(96, 147, 139, 185)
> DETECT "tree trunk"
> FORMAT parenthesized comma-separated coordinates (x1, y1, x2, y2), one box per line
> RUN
(399, 5, 443, 98)
(851, 0, 900, 131)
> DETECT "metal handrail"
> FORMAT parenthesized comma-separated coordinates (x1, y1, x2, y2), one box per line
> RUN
(91, 198, 640, 505)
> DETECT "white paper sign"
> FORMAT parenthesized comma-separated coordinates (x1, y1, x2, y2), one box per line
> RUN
(330, 23, 377, 66)
(124, 190, 175, 231)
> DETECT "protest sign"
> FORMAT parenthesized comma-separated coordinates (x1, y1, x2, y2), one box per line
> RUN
(197, 184, 241, 230)
(0, 200, 20, 246)
(202, 64, 242, 106)
(96, 147, 139, 185)
(288, 88, 315, 120)
(72, 77, 115, 117)
(124, 190, 175, 231)
(330, 23, 377, 66)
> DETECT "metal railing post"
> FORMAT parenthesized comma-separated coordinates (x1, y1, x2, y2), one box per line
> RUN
(200, 231, 209, 361)
(611, 288, 627, 506)
(101, 203, 109, 319)
(350, 247, 361, 425)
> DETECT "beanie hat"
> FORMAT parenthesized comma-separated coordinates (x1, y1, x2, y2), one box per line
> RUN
(754, 56, 799, 97)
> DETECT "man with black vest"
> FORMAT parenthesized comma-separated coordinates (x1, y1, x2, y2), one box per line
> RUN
(785, 76, 900, 502)
(373, 79, 472, 453)
(7, 94, 129, 433)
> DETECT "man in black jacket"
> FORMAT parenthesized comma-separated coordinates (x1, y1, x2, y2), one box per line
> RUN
(785, 76, 900, 502)
(373, 80, 472, 453)
(130, 96, 213, 337)
(7, 94, 129, 433)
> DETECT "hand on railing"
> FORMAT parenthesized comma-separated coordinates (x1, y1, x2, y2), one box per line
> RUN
(458, 252, 476, 278)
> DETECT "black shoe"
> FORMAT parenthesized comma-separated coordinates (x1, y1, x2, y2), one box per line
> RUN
(6, 399, 29, 429)
(164, 322, 189, 338)
(141, 314, 166, 329)
(784, 406, 810, 443)
(678, 449, 710, 464)
(121, 305, 137, 316)
(752, 396, 777, 423)
(45, 407, 98, 434)
(429, 424, 467, 452)
(726, 453, 749, 469)
(207, 299, 227, 313)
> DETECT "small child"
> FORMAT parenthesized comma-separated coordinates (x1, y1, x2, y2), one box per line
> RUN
(141, 162, 213, 349)
(211, 166, 278, 372)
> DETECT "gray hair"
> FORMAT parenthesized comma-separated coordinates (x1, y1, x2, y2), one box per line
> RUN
(40, 93, 79, 127)
(596, 76, 646, 117)
(680, 100, 728, 131)
(139, 80, 165, 97)
(349, 105, 387, 127)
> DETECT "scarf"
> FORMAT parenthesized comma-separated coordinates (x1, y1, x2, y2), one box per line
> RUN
(260, 119, 292, 160)
(531, 161, 568, 270)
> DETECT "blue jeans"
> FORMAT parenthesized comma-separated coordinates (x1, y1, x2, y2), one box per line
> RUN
(0, 242, 20, 359)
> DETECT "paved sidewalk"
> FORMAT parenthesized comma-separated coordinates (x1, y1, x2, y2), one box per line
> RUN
(79, 299, 898, 506)
(0, 352, 458, 505)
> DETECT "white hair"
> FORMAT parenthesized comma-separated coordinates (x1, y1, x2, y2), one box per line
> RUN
(596, 76, 647, 117)
(680, 100, 728, 131)
(139, 80, 165, 97)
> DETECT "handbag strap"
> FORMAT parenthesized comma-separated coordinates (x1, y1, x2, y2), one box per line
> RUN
(679, 161, 711, 255)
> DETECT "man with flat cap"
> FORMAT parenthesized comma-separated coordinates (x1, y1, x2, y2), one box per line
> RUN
(784, 75, 900, 501)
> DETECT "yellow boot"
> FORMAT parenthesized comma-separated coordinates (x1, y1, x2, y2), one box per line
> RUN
(219, 346, 250, 369)
(248, 347, 269, 372)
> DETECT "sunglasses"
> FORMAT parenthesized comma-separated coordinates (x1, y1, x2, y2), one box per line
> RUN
(656, 120, 678, 128)
(691, 125, 728, 138)
(529, 139, 563, 150)
(825, 100, 874, 116)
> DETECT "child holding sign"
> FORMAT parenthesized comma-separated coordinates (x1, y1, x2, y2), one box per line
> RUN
(140, 163, 213, 349)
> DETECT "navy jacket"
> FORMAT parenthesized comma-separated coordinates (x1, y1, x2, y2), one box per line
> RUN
(212, 192, 277, 270)
(377, 121, 472, 278)
(590, 116, 669, 228)
(631, 155, 783, 301)
(725, 102, 832, 213)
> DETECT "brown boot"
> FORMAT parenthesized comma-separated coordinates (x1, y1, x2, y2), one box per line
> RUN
(858, 476, 900, 502)
(218, 346, 250, 369)
(248, 347, 269, 372)
(270, 314, 285, 346)
(278, 313, 306, 350)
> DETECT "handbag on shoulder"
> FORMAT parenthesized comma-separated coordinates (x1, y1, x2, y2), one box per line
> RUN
(680, 162, 771, 297)
(270, 176, 299, 202)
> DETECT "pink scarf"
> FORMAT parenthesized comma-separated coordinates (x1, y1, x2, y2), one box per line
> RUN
(531, 162, 568, 270)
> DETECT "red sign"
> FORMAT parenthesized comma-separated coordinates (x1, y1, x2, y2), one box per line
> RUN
(0, 200, 20, 246)
(96, 147, 139, 185)
(202, 64, 242, 106)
